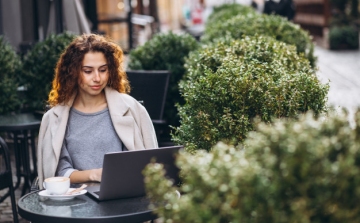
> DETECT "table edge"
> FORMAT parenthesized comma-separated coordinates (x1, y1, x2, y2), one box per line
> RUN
(18, 191, 157, 223)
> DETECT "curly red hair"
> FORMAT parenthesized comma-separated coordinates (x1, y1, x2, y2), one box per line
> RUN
(48, 33, 130, 107)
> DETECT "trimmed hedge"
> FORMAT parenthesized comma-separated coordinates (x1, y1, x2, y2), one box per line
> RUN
(205, 3, 258, 31)
(173, 36, 328, 152)
(0, 36, 22, 114)
(201, 13, 317, 68)
(21, 32, 76, 111)
(144, 110, 360, 222)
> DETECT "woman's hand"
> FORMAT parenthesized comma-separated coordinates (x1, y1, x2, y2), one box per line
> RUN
(89, 168, 102, 182)
(69, 168, 103, 183)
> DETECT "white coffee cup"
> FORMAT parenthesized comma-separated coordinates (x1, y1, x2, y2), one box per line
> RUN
(43, 177, 70, 195)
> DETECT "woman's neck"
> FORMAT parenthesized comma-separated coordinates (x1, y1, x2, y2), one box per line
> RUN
(72, 91, 108, 113)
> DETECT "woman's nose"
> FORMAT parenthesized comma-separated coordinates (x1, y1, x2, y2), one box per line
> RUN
(93, 71, 100, 81)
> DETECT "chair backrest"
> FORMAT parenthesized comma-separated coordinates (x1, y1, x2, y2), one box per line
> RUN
(126, 70, 170, 122)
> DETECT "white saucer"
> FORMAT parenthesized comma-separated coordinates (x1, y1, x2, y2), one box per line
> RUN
(39, 188, 87, 201)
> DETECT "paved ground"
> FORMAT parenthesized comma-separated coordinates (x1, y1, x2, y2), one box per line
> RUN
(0, 44, 359, 223)
(315, 45, 360, 122)
(315, 46, 360, 108)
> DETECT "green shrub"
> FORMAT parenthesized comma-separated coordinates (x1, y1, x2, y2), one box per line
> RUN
(173, 36, 328, 152)
(205, 3, 258, 31)
(128, 32, 199, 127)
(329, 25, 359, 50)
(0, 36, 22, 114)
(201, 13, 317, 68)
(144, 110, 360, 222)
(21, 32, 76, 111)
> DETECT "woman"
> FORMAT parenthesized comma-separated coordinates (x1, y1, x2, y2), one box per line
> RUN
(37, 34, 158, 188)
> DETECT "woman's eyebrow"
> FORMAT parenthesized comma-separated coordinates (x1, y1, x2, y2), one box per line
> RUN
(82, 64, 108, 68)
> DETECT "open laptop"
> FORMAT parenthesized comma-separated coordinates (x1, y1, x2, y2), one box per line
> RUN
(87, 145, 183, 201)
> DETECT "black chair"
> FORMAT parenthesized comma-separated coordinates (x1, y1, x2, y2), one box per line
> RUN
(2, 124, 40, 196)
(0, 136, 19, 223)
(126, 70, 171, 142)
(126, 70, 170, 124)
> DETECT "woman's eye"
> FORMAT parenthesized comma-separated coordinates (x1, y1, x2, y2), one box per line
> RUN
(84, 70, 92, 74)
(100, 69, 107, 73)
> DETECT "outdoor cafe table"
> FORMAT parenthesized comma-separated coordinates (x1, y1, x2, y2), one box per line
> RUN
(0, 113, 41, 195)
(18, 188, 157, 223)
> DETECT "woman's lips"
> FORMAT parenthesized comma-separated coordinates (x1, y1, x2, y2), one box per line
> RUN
(90, 85, 101, 90)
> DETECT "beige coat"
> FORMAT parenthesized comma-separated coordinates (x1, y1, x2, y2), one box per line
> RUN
(37, 87, 158, 188)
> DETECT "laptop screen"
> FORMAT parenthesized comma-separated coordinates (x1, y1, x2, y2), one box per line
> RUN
(87, 145, 183, 201)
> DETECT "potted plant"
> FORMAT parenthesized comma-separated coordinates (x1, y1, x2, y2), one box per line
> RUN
(0, 36, 22, 115)
(144, 110, 360, 222)
(329, 25, 359, 49)
(173, 36, 328, 152)
(329, 0, 359, 50)
(20, 32, 76, 113)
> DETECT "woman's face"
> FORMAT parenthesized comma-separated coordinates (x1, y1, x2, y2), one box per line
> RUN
(78, 51, 109, 97)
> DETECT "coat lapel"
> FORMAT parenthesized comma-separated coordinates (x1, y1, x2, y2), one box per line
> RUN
(105, 87, 136, 151)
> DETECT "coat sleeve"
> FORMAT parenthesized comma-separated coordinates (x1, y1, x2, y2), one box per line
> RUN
(36, 112, 50, 189)
(138, 103, 158, 149)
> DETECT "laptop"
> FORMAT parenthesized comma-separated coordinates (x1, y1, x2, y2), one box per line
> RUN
(87, 145, 183, 201)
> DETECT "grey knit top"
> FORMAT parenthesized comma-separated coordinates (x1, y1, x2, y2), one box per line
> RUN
(56, 107, 124, 177)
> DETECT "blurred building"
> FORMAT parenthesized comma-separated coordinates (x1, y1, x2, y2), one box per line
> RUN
(0, 0, 162, 53)
(0, 0, 263, 52)
(292, 0, 331, 48)
(1, 0, 338, 52)
(0, 0, 92, 53)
